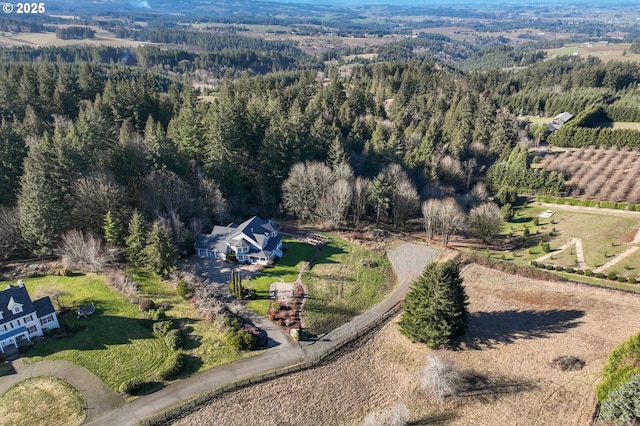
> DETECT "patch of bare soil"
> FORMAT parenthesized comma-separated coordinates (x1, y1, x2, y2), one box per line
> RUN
(172, 264, 640, 426)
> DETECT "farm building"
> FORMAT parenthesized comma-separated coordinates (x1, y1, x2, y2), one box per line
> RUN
(547, 111, 574, 132)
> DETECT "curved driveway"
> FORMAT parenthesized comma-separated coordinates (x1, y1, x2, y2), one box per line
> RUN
(18, 242, 438, 426)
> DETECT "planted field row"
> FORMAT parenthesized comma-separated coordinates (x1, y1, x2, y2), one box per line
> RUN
(541, 147, 640, 203)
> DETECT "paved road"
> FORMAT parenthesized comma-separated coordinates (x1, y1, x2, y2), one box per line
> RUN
(85, 242, 438, 426)
(0, 359, 123, 422)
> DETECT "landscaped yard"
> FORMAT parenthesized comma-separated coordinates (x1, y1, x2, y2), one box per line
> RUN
(303, 234, 395, 335)
(11, 271, 244, 392)
(244, 238, 317, 315)
(0, 376, 86, 426)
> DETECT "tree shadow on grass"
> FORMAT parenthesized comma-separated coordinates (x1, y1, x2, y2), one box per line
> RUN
(457, 372, 536, 403)
(453, 309, 585, 350)
(408, 411, 459, 425)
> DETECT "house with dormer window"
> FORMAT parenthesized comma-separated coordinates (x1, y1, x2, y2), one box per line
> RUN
(194, 216, 283, 265)
(0, 280, 59, 353)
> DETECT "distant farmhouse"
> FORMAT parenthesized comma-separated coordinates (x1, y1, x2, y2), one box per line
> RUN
(194, 216, 283, 265)
(547, 111, 574, 132)
(0, 281, 59, 353)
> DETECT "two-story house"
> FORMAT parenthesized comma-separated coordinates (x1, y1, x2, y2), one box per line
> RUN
(194, 216, 283, 265)
(0, 281, 60, 353)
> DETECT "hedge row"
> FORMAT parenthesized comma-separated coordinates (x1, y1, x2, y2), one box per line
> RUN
(537, 196, 640, 212)
(530, 261, 638, 284)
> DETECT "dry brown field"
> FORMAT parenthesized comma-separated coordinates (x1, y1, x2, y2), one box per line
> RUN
(541, 147, 640, 203)
(172, 263, 640, 426)
(0, 29, 147, 48)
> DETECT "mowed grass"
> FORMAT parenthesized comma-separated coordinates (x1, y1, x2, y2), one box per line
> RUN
(19, 274, 174, 391)
(0, 376, 86, 426)
(15, 272, 244, 391)
(499, 204, 639, 269)
(244, 239, 317, 315)
(303, 234, 395, 335)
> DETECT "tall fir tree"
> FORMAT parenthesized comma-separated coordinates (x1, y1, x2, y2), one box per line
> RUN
(103, 210, 125, 247)
(399, 261, 469, 349)
(144, 222, 176, 278)
(0, 119, 27, 206)
(125, 210, 147, 267)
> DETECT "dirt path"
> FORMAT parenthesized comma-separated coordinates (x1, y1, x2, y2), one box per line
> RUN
(535, 238, 585, 268)
(594, 246, 639, 273)
(538, 202, 640, 218)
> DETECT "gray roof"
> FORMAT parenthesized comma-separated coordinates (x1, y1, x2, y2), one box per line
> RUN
(195, 216, 280, 253)
(553, 111, 573, 124)
(33, 297, 56, 317)
(0, 285, 37, 326)
(248, 234, 283, 259)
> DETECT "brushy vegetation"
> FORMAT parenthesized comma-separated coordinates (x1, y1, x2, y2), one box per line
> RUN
(597, 332, 640, 401)
(0, 376, 86, 426)
(303, 234, 394, 335)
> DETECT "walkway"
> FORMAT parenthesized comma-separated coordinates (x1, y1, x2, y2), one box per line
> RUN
(85, 242, 439, 426)
(594, 246, 639, 274)
(0, 359, 123, 422)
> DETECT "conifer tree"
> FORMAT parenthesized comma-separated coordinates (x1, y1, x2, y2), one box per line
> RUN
(103, 210, 125, 247)
(144, 222, 176, 278)
(125, 210, 147, 267)
(399, 261, 469, 349)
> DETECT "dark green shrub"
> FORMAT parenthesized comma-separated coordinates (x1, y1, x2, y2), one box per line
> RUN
(530, 261, 538, 267)
(533, 217, 540, 226)
(608, 272, 618, 281)
(158, 352, 185, 380)
(537, 262, 546, 269)
(152, 320, 173, 336)
(165, 329, 183, 350)
(546, 264, 555, 270)
(555, 265, 564, 272)
(139, 299, 156, 312)
(145, 308, 166, 321)
(585, 269, 593, 277)
(576, 269, 585, 275)
(597, 333, 640, 401)
(618, 276, 628, 283)
(119, 377, 142, 395)
(500, 203, 514, 221)
(222, 312, 244, 332)
(596, 273, 606, 279)
(176, 279, 193, 300)
(630, 277, 637, 284)
(541, 242, 551, 253)
(566, 267, 575, 273)
(598, 373, 640, 424)
(226, 329, 257, 350)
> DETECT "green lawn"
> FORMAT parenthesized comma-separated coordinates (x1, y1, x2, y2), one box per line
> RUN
(13, 271, 244, 392)
(244, 238, 317, 315)
(303, 234, 395, 335)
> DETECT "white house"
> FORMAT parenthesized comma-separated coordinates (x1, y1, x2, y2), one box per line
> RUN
(194, 216, 283, 265)
(0, 280, 59, 353)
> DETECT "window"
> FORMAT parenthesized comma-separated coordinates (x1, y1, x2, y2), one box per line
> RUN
(25, 314, 33, 322)
(27, 325, 37, 333)
(41, 315, 53, 325)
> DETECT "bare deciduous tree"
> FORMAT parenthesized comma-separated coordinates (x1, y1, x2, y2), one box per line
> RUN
(437, 197, 466, 244)
(199, 176, 228, 224)
(382, 163, 419, 228)
(58, 229, 113, 273)
(142, 169, 193, 219)
(362, 402, 409, 426)
(282, 162, 333, 221)
(420, 352, 463, 404)
(104, 270, 140, 302)
(69, 172, 127, 233)
(0, 206, 21, 259)
(468, 202, 504, 243)
(352, 177, 370, 226)
(422, 198, 441, 240)
(315, 179, 352, 229)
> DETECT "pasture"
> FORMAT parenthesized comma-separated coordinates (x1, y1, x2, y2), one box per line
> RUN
(0, 29, 145, 48)
(545, 43, 640, 63)
(172, 263, 640, 425)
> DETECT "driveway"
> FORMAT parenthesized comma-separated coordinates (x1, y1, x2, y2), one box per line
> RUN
(0, 359, 123, 422)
